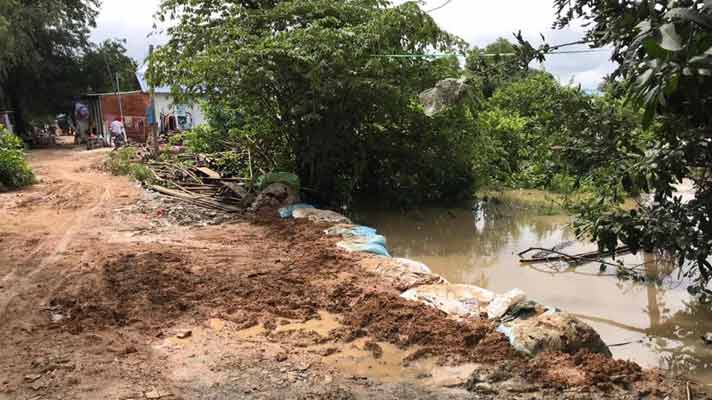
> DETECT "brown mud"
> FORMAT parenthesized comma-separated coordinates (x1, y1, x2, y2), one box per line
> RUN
(0, 147, 708, 399)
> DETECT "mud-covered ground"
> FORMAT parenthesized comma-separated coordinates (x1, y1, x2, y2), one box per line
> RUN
(0, 147, 707, 400)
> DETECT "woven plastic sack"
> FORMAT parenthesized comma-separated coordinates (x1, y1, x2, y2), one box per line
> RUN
(418, 77, 470, 117)
(336, 241, 390, 257)
(278, 203, 314, 218)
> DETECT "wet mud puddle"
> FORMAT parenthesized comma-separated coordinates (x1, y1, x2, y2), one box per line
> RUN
(356, 195, 712, 383)
(153, 312, 478, 393)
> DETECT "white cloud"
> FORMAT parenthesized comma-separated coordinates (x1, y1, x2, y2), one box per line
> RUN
(90, 0, 164, 63)
(90, 0, 617, 89)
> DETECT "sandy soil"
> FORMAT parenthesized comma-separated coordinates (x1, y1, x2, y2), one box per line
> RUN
(0, 146, 707, 400)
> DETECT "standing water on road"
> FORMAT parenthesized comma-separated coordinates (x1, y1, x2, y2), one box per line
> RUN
(355, 191, 712, 383)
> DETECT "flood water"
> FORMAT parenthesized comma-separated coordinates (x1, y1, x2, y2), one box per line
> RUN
(355, 194, 712, 383)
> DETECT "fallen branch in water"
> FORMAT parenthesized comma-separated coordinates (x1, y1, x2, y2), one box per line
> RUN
(518, 246, 630, 267)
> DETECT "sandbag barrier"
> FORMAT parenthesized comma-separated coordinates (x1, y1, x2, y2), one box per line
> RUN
(277, 204, 612, 358)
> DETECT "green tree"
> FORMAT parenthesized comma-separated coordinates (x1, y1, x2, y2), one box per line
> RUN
(553, 0, 712, 291)
(151, 0, 472, 205)
(81, 39, 140, 94)
(0, 0, 100, 133)
(465, 38, 527, 97)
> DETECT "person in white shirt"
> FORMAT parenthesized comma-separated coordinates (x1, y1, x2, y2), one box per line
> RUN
(110, 117, 126, 148)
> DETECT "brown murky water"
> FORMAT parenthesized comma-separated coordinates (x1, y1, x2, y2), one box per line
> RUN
(355, 197, 712, 383)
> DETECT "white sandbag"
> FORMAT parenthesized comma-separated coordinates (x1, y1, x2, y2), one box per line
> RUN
(496, 311, 611, 357)
(392, 258, 431, 274)
(486, 288, 526, 320)
(292, 207, 322, 218)
(400, 284, 496, 318)
(293, 208, 352, 224)
(358, 255, 447, 292)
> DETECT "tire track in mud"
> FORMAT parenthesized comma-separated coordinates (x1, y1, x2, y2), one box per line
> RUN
(0, 161, 115, 319)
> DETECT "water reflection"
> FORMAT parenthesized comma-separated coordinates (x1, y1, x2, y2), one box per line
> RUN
(354, 205, 712, 382)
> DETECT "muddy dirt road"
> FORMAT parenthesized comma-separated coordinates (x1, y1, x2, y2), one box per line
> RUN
(0, 147, 705, 399)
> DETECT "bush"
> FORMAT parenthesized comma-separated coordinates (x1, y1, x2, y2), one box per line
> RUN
(0, 129, 35, 190)
(105, 147, 154, 184)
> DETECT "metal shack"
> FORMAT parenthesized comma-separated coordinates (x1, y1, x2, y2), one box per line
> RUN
(85, 91, 150, 143)
(84, 67, 206, 144)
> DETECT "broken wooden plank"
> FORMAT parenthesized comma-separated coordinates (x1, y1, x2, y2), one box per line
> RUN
(151, 185, 197, 199)
(195, 167, 221, 179)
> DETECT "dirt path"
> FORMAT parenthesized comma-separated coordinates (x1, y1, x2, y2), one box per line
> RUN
(0, 147, 705, 400)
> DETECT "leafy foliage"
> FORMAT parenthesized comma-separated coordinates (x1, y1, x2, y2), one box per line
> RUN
(80, 39, 141, 94)
(0, 129, 35, 190)
(0, 0, 99, 131)
(554, 0, 712, 290)
(151, 0, 472, 205)
(105, 147, 154, 184)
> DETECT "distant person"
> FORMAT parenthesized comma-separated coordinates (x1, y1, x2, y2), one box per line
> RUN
(73, 99, 90, 144)
(110, 117, 126, 148)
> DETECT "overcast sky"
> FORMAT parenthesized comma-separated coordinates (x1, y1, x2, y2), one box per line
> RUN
(90, 0, 616, 90)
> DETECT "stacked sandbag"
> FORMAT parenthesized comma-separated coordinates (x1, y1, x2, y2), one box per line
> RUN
(496, 309, 612, 357)
(324, 223, 390, 257)
(292, 207, 352, 224)
(358, 256, 447, 291)
(400, 284, 496, 319)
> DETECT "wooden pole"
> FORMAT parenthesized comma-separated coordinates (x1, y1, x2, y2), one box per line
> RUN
(115, 72, 128, 145)
(148, 45, 159, 159)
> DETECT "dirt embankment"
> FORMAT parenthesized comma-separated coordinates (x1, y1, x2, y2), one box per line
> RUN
(0, 147, 706, 400)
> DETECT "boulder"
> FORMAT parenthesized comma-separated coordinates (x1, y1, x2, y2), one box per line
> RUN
(401, 284, 496, 318)
(358, 255, 447, 291)
(496, 311, 612, 357)
(250, 182, 299, 210)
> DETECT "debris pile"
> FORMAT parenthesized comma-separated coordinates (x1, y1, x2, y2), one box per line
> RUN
(145, 162, 253, 213)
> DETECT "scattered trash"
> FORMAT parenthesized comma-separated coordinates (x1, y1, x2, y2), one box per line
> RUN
(418, 77, 470, 117)
(486, 289, 526, 320)
(703, 333, 712, 345)
(176, 330, 192, 339)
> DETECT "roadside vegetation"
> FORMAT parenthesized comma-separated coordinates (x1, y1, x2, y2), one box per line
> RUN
(150, 0, 712, 292)
(104, 147, 155, 184)
(0, 128, 35, 191)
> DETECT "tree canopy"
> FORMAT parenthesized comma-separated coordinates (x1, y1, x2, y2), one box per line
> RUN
(553, 0, 712, 291)
(0, 0, 100, 130)
(151, 0, 472, 205)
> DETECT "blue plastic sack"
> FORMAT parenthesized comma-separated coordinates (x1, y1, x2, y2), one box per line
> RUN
(350, 226, 378, 237)
(278, 203, 314, 218)
(337, 241, 391, 257)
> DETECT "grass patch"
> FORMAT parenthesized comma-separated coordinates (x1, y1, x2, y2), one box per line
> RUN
(105, 147, 154, 184)
(476, 188, 570, 215)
